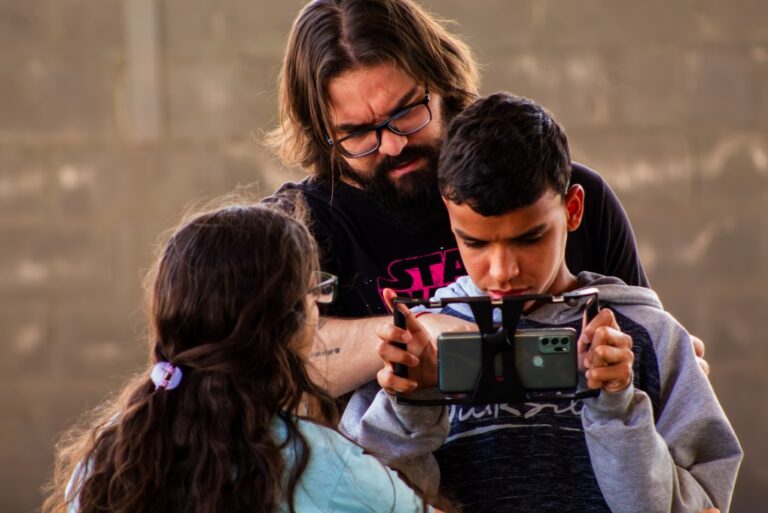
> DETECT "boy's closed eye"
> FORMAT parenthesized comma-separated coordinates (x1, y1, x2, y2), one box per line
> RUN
(517, 234, 544, 245)
(461, 238, 487, 249)
(459, 228, 546, 249)
(515, 224, 548, 243)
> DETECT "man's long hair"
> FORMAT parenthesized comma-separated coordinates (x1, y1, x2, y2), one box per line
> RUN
(42, 204, 338, 513)
(268, 0, 479, 181)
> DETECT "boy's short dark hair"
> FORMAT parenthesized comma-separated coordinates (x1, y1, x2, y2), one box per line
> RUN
(438, 92, 571, 216)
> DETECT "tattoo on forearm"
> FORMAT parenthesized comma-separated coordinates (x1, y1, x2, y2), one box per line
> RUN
(310, 347, 341, 359)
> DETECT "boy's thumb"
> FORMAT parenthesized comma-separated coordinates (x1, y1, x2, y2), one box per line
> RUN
(382, 288, 398, 313)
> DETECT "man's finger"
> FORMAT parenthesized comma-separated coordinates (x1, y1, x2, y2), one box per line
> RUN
(697, 356, 711, 376)
(691, 335, 705, 358)
(689, 336, 710, 376)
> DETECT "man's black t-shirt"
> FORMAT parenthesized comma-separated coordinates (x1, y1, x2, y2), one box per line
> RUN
(267, 162, 648, 318)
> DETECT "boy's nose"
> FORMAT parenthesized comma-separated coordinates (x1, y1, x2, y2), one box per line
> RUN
(488, 249, 520, 286)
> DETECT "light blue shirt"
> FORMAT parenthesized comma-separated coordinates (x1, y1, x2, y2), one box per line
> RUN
(67, 416, 430, 513)
(280, 418, 431, 512)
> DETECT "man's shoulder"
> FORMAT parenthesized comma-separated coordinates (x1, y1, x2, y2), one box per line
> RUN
(263, 177, 328, 205)
(264, 177, 376, 216)
(571, 161, 606, 189)
(570, 162, 616, 209)
(262, 178, 356, 232)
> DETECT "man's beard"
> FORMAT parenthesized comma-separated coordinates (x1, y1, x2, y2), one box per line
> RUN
(340, 142, 445, 231)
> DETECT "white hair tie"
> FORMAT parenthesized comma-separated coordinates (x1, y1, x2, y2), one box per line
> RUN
(151, 362, 183, 390)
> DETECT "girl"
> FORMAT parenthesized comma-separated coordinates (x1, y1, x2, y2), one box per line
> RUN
(43, 204, 437, 513)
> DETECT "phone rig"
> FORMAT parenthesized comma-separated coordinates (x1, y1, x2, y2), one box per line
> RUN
(391, 287, 602, 406)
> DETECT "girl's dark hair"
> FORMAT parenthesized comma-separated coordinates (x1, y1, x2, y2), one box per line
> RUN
(42, 203, 338, 513)
(267, 0, 479, 181)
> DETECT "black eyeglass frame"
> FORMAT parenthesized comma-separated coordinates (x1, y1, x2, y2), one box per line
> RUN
(326, 87, 432, 158)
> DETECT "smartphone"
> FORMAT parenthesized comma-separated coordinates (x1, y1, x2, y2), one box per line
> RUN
(438, 328, 578, 394)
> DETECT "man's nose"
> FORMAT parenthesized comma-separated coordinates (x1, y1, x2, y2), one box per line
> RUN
(377, 129, 408, 157)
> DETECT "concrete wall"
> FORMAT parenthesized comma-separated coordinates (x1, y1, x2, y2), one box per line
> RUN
(1, 1, 765, 511)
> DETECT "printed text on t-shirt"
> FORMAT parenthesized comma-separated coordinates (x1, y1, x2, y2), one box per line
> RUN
(376, 249, 466, 301)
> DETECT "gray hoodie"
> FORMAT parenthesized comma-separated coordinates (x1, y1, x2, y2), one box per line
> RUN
(340, 272, 742, 513)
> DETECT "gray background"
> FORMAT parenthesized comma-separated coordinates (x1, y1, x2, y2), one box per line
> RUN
(1, 1, 766, 511)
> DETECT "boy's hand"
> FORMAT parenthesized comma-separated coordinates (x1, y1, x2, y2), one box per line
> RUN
(379, 289, 476, 345)
(579, 308, 634, 393)
(376, 289, 439, 394)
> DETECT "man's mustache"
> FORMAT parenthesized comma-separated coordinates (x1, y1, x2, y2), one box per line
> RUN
(374, 144, 438, 179)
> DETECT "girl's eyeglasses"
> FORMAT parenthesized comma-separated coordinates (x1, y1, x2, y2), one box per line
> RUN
(310, 271, 338, 305)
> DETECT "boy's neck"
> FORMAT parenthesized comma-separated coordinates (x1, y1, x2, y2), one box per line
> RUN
(541, 264, 580, 297)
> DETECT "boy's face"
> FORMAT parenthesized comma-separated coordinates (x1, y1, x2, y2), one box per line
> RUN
(444, 186, 584, 299)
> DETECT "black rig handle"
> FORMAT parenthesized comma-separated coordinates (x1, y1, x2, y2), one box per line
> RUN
(573, 293, 602, 400)
(585, 295, 600, 323)
(392, 306, 409, 378)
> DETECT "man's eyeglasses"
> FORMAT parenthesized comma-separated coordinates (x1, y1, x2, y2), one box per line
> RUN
(310, 271, 338, 305)
(326, 87, 432, 158)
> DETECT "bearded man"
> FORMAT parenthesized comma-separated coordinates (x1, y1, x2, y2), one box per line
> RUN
(265, 0, 707, 396)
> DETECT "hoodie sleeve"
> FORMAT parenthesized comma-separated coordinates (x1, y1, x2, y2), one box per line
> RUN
(339, 383, 449, 499)
(580, 309, 742, 513)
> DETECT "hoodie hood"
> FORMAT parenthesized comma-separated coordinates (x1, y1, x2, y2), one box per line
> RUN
(434, 271, 663, 325)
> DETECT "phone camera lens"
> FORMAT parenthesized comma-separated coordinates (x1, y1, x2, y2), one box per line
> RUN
(561, 337, 570, 345)
(541, 338, 550, 345)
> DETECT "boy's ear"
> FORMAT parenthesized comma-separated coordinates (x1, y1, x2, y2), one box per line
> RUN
(565, 184, 585, 231)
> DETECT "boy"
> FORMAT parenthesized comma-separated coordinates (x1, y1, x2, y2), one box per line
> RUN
(340, 93, 742, 512)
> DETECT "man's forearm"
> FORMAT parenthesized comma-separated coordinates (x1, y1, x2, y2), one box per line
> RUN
(308, 316, 388, 397)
